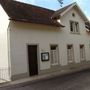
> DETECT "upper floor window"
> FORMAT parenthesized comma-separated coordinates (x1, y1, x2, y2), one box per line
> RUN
(70, 21, 80, 34)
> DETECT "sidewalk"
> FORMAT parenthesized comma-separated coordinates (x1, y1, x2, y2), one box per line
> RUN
(0, 69, 90, 90)
(0, 80, 7, 84)
(0, 63, 90, 88)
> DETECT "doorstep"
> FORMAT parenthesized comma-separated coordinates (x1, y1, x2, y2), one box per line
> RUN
(0, 63, 90, 88)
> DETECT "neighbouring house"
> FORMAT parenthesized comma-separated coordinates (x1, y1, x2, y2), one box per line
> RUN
(0, 0, 90, 81)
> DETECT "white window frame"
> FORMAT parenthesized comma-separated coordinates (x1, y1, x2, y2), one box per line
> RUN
(70, 21, 80, 34)
(50, 45, 59, 66)
(80, 45, 86, 61)
(67, 44, 74, 63)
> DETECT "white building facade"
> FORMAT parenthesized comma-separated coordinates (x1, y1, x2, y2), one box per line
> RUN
(0, 0, 90, 80)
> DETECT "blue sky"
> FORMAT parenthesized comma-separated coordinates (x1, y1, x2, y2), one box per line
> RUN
(16, 0, 90, 20)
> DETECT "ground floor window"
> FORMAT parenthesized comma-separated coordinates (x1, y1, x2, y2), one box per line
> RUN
(50, 45, 59, 66)
(67, 45, 74, 63)
(80, 45, 85, 61)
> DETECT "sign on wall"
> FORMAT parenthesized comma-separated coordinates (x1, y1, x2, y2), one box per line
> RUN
(41, 52, 49, 61)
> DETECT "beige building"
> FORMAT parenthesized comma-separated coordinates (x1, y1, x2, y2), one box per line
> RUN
(0, 0, 90, 81)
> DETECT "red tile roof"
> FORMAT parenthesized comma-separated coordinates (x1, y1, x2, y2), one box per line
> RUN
(0, 0, 64, 27)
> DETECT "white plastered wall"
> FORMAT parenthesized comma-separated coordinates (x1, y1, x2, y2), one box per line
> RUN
(60, 7, 90, 64)
(0, 5, 10, 68)
(0, 5, 10, 80)
(9, 7, 90, 76)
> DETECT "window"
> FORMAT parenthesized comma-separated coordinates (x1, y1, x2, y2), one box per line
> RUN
(72, 13, 75, 17)
(80, 45, 85, 61)
(67, 45, 74, 63)
(70, 21, 79, 34)
(50, 45, 59, 66)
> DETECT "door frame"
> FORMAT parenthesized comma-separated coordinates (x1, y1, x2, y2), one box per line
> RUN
(49, 44, 60, 67)
(80, 44, 86, 62)
(26, 43, 40, 76)
(67, 44, 75, 64)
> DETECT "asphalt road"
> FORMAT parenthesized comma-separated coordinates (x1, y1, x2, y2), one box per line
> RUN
(1, 70, 90, 90)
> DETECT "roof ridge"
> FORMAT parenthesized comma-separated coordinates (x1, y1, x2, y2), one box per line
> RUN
(56, 2, 76, 12)
(0, 0, 62, 27)
(52, 2, 76, 18)
(14, 0, 55, 12)
(0, 0, 55, 12)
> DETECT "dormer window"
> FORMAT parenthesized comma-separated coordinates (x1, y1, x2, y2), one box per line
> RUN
(70, 21, 80, 34)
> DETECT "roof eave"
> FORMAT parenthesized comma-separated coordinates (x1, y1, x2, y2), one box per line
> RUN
(60, 3, 76, 16)
(10, 18, 65, 27)
(61, 3, 89, 22)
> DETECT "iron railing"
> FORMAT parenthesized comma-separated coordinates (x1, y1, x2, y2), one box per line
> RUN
(0, 67, 10, 83)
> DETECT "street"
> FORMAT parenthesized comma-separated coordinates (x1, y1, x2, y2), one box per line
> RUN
(1, 70, 90, 90)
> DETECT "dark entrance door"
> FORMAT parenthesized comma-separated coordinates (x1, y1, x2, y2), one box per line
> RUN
(27, 45, 38, 76)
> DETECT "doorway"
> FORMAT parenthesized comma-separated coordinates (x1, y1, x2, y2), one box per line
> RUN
(27, 45, 38, 76)
(80, 45, 85, 61)
(67, 45, 74, 63)
(50, 45, 59, 66)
